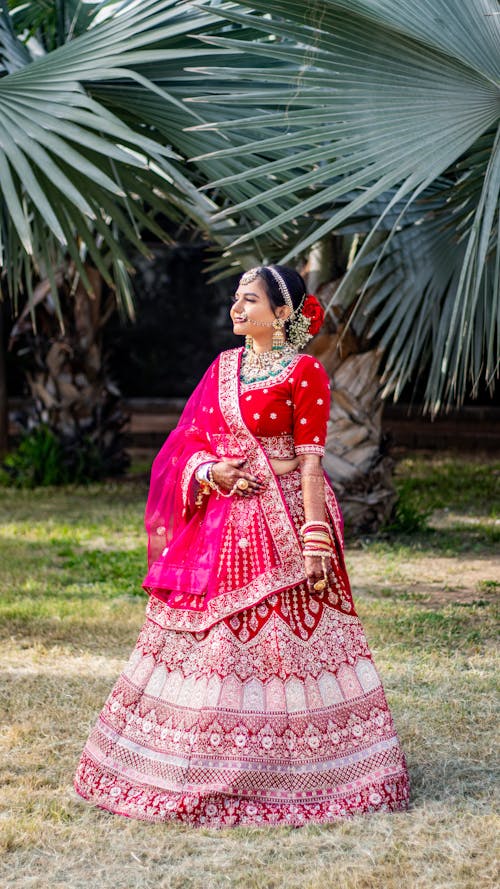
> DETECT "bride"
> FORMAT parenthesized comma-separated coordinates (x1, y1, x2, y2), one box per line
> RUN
(74, 264, 410, 827)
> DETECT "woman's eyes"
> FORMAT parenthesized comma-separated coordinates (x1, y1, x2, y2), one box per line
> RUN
(231, 295, 256, 303)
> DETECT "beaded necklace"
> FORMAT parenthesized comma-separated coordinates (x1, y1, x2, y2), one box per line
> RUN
(240, 343, 298, 385)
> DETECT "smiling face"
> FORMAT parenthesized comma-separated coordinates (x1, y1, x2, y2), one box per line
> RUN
(230, 274, 291, 348)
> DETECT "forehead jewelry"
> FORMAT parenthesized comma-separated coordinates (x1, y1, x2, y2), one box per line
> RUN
(240, 266, 296, 317)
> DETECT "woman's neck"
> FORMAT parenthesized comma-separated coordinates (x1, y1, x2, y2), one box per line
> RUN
(250, 337, 274, 354)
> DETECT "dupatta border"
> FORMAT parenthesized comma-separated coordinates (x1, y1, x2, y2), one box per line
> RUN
(218, 347, 306, 583)
(144, 348, 346, 632)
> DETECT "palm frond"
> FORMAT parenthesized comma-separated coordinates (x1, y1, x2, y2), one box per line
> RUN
(187, 0, 500, 410)
(0, 0, 234, 313)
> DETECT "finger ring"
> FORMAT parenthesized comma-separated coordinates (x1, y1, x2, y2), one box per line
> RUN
(313, 579, 327, 592)
(237, 478, 249, 490)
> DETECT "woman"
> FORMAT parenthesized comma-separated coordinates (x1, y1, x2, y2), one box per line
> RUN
(74, 264, 410, 827)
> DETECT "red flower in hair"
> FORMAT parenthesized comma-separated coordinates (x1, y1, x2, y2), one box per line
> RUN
(301, 294, 324, 335)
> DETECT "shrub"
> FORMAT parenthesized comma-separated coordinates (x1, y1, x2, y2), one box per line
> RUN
(0, 425, 106, 487)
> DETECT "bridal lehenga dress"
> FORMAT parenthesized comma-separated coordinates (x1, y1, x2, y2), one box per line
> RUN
(74, 348, 410, 826)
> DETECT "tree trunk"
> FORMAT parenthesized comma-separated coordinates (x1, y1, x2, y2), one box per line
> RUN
(303, 236, 397, 535)
(313, 331, 396, 535)
(0, 302, 8, 458)
(7, 266, 130, 480)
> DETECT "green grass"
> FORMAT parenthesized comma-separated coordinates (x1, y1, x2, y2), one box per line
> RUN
(393, 452, 500, 517)
(0, 453, 498, 889)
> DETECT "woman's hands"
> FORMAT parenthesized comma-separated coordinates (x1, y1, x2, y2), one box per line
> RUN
(304, 555, 335, 593)
(211, 459, 266, 496)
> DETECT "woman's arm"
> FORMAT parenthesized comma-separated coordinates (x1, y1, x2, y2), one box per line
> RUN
(299, 453, 334, 591)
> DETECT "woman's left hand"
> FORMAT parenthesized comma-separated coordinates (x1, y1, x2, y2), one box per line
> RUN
(305, 555, 335, 593)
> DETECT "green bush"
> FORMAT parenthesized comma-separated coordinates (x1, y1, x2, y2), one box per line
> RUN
(384, 479, 432, 533)
(0, 425, 105, 488)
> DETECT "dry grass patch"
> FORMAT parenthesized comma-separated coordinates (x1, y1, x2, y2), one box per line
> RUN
(0, 454, 498, 888)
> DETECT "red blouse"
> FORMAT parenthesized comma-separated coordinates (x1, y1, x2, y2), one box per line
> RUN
(239, 353, 330, 457)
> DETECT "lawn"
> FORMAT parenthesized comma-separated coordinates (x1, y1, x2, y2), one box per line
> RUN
(0, 453, 498, 889)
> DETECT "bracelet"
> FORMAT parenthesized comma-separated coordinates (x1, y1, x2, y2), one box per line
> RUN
(304, 543, 333, 554)
(195, 461, 215, 484)
(208, 463, 240, 499)
(300, 520, 330, 534)
(302, 531, 333, 545)
(209, 463, 231, 498)
(303, 549, 333, 557)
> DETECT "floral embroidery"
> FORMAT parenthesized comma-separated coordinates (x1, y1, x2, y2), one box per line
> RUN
(295, 444, 325, 456)
(74, 598, 410, 826)
(256, 435, 295, 459)
(69, 347, 410, 831)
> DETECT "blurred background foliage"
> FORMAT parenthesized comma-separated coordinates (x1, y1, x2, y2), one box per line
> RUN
(0, 1, 498, 532)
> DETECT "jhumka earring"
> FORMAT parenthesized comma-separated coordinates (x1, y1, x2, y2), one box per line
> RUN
(245, 335, 254, 350)
(272, 318, 286, 350)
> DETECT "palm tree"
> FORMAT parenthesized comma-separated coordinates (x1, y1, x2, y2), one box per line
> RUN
(189, 0, 499, 414)
(1, 1, 498, 523)
(182, 0, 499, 530)
(0, 0, 232, 315)
(0, 0, 266, 469)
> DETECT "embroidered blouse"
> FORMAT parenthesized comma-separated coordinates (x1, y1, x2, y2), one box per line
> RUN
(239, 352, 331, 458)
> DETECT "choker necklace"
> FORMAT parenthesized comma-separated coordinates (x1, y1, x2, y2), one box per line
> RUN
(240, 342, 297, 385)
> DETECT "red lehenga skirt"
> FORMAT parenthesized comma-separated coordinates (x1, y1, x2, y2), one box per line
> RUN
(74, 471, 410, 827)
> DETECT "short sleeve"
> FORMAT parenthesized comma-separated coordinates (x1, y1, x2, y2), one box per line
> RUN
(291, 356, 330, 455)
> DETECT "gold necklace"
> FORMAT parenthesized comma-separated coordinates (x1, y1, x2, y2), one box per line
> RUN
(240, 343, 297, 384)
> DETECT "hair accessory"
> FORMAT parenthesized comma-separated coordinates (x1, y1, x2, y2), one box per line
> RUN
(240, 267, 263, 285)
(288, 294, 325, 349)
(238, 268, 325, 350)
(265, 267, 295, 314)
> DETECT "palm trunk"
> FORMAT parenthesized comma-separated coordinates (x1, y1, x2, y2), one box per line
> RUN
(8, 267, 130, 480)
(304, 237, 396, 535)
(313, 332, 396, 534)
(0, 302, 8, 458)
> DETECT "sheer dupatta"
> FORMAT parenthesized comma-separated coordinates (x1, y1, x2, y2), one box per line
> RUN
(143, 348, 345, 631)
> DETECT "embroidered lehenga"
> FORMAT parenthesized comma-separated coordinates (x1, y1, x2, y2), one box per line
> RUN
(74, 346, 410, 827)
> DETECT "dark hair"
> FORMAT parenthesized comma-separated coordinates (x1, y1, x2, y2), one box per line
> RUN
(258, 265, 306, 315)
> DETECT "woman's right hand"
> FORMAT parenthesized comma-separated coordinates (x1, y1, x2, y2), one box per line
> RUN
(211, 459, 266, 496)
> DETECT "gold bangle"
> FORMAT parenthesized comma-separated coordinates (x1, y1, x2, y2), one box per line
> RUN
(300, 520, 330, 534)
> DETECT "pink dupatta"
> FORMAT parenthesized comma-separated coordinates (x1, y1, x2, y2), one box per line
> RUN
(143, 348, 345, 631)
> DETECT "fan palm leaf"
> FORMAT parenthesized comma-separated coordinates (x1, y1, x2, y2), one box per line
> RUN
(0, 0, 269, 314)
(187, 0, 500, 409)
